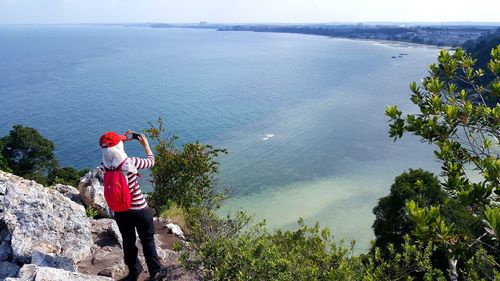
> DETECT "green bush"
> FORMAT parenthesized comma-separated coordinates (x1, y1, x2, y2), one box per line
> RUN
(364, 237, 447, 281)
(146, 118, 228, 212)
(386, 45, 500, 279)
(0, 139, 12, 173)
(0, 125, 88, 186)
(85, 205, 99, 218)
(372, 169, 446, 255)
(1, 125, 58, 178)
(47, 166, 89, 186)
(159, 203, 190, 235)
(183, 215, 364, 281)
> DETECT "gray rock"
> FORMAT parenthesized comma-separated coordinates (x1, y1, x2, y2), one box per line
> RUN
(0, 229, 12, 242)
(79, 169, 112, 218)
(4, 263, 36, 281)
(0, 240, 12, 261)
(51, 184, 84, 205)
(91, 246, 120, 265)
(0, 178, 7, 195)
(90, 219, 123, 247)
(97, 263, 126, 279)
(166, 223, 186, 240)
(0, 261, 20, 280)
(5, 264, 113, 281)
(88, 246, 125, 279)
(31, 251, 76, 272)
(0, 171, 92, 264)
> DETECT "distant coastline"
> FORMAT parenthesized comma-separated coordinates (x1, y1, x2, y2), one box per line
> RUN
(149, 23, 499, 48)
(2, 22, 494, 48)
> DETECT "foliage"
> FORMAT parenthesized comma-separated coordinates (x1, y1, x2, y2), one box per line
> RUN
(182, 215, 364, 281)
(372, 169, 482, 273)
(0, 125, 89, 186)
(85, 205, 99, 218)
(1, 125, 58, 177)
(47, 166, 89, 186)
(0, 139, 12, 173)
(364, 237, 447, 281)
(372, 169, 446, 255)
(386, 46, 500, 279)
(159, 203, 190, 235)
(463, 27, 500, 106)
(23, 171, 49, 186)
(145, 118, 228, 212)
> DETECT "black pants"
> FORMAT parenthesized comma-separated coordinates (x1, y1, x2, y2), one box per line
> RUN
(114, 208, 161, 276)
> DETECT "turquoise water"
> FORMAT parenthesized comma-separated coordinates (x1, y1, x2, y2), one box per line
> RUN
(0, 26, 441, 251)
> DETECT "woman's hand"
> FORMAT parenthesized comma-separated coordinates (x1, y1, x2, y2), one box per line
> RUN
(137, 134, 149, 147)
(137, 134, 153, 155)
(123, 130, 134, 141)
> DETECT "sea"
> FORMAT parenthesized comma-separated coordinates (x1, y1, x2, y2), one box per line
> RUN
(0, 25, 442, 252)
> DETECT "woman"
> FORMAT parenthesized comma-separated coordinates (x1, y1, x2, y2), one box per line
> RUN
(99, 131, 162, 281)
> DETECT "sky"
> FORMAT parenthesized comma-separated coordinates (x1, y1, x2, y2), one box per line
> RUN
(0, 0, 499, 24)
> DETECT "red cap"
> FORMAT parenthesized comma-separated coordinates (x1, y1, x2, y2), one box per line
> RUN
(99, 132, 127, 148)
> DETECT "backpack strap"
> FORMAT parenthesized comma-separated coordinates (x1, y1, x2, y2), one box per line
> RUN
(104, 158, 128, 172)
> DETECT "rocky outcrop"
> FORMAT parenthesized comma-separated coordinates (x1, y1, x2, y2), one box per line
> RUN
(0, 261, 20, 279)
(5, 264, 113, 281)
(0, 170, 197, 280)
(79, 168, 112, 218)
(90, 218, 123, 247)
(31, 251, 76, 272)
(0, 171, 93, 279)
(51, 184, 84, 205)
(0, 171, 92, 263)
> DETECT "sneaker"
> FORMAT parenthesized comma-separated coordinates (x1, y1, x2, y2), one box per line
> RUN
(148, 267, 167, 281)
(120, 266, 143, 281)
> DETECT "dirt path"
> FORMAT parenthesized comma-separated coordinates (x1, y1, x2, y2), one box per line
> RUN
(77, 219, 200, 281)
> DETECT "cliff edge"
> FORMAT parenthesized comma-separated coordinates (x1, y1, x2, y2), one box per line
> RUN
(0, 171, 198, 281)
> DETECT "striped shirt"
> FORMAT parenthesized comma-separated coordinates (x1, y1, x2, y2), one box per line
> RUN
(102, 154, 154, 211)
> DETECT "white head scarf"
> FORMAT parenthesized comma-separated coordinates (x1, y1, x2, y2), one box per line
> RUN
(101, 141, 137, 174)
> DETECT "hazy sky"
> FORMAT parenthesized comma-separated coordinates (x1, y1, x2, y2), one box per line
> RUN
(0, 0, 499, 24)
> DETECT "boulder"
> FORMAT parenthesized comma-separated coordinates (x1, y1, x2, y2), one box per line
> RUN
(92, 246, 125, 279)
(97, 263, 126, 279)
(0, 240, 12, 261)
(51, 184, 84, 205)
(31, 251, 76, 272)
(0, 171, 92, 264)
(79, 169, 112, 218)
(5, 264, 113, 281)
(90, 218, 123, 247)
(166, 223, 186, 240)
(74, 218, 125, 279)
(0, 261, 20, 280)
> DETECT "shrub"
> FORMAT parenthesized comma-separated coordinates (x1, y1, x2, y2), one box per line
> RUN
(1, 125, 57, 178)
(183, 215, 364, 281)
(386, 45, 500, 279)
(145, 118, 228, 212)
(85, 205, 99, 218)
(47, 166, 89, 186)
(372, 169, 446, 255)
(159, 203, 190, 235)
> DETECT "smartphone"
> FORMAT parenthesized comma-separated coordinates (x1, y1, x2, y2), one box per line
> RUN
(132, 132, 141, 140)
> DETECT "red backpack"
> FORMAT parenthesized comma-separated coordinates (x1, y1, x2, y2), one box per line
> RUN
(103, 159, 132, 212)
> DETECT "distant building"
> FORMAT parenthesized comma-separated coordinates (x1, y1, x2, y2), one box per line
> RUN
(199, 21, 208, 26)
